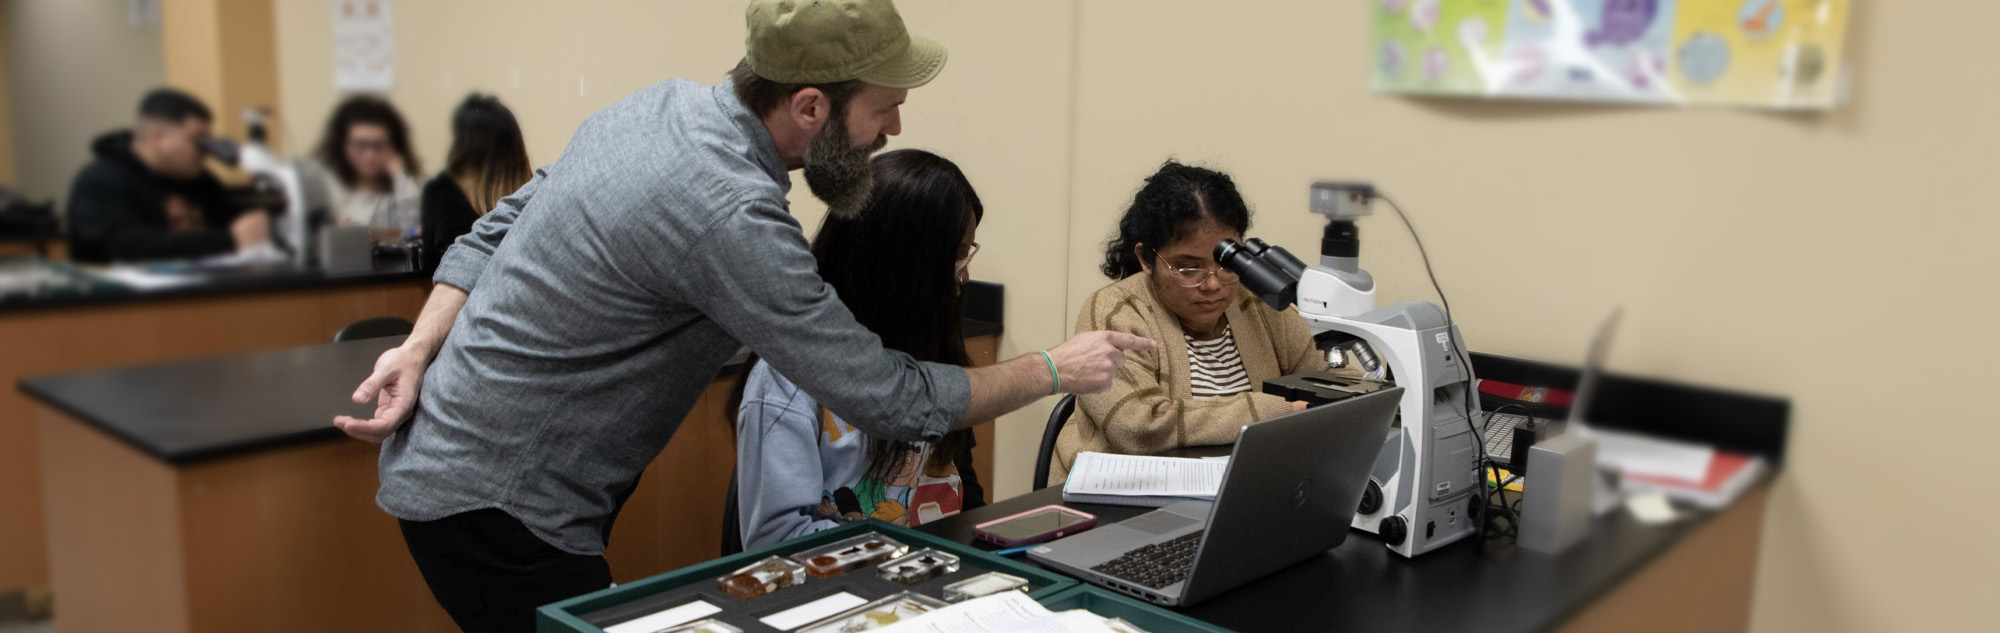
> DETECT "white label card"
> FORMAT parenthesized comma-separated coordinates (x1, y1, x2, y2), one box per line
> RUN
(604, 599, 722, 633)
(760, 592, 868, 631)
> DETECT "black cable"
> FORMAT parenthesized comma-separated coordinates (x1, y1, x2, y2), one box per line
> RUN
(1377, 193, 1515, 543)
(1377, 194, 1455, 323)
(1489, 406, 1534, 519)
(1496, 400, 1536, 528)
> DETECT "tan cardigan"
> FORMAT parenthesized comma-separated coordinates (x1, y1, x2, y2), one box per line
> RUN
(1051, 274, 1340, 485)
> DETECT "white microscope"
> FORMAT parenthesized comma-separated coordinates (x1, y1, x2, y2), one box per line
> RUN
(194, 107, 346, 269)
(230, 110, 333, 266)
(1213, 182, 1483, 558)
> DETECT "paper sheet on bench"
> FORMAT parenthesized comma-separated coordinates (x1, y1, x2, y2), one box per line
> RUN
(873, 591, 1133, 633)
(1584, 426, 1714, 483)
(1064, 452, 1226, 499)
(92, 266, 203, 291)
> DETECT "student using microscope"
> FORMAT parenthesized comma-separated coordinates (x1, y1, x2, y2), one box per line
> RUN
(1051, 161, 1364, 485)
(67, 89, 271, 263)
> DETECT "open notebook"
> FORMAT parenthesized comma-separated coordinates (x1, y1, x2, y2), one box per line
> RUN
(1059, 452, 1228, 508)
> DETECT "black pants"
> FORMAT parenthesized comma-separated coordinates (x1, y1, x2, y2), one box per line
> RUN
(399, 509, 612, 633)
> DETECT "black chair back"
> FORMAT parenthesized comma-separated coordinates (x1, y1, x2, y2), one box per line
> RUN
(720, 475, 744, 556)
(1032, 395, 1077, 491)
(333, 316, 414, 343)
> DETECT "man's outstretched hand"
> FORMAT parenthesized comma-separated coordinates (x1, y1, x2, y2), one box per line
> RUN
(1046, 331, 1158, 394)
(333, 344, 428, 442)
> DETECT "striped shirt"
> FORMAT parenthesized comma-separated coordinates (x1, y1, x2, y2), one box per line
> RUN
(1185, 325, 1251, 398)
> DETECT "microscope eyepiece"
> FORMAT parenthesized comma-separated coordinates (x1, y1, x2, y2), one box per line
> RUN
(1246, 237, 1308, 279)
(1216, 238, 1301, 311)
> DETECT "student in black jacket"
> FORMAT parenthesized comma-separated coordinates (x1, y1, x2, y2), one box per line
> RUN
(419, 94, 531, 273)
(66, 88, 269, 263)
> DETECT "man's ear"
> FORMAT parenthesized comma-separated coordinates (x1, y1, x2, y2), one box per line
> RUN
(785, 87, 831, 136)
(132, 120, 160, 143)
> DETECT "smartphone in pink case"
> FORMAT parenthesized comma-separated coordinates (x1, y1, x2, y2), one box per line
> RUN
(973, 505, 1097, 547)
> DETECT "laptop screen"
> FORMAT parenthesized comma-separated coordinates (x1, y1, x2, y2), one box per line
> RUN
(1568, 308, 1622, 425)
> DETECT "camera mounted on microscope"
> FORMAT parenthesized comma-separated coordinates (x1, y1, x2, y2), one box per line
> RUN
(1215, 181, 1381, 312)
(1309, 181, 1377, 220)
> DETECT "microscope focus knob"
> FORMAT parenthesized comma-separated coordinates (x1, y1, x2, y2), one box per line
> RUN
(1379, 515, 1408, 546)
(1358, 479, 1383, 515)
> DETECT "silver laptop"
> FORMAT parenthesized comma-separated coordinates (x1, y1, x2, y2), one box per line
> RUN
(1481, 309, 1622, 465)
(1028, 387, 1404, 606)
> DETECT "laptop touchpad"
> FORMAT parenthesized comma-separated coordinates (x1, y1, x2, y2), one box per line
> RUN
(1124, 511, 1199, 535)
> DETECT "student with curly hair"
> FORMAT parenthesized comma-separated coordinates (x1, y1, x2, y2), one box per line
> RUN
(309, 95, 422, 235)
(1051, 161, 1360, 484)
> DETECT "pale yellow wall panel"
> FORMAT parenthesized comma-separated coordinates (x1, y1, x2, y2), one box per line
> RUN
(0, 5, 13, 185)
(4, 0, 164, 201)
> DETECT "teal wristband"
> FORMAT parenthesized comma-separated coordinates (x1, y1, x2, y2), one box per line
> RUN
(1035, 350, 1059, 395)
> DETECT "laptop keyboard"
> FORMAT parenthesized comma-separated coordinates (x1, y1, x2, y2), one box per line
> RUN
(1092, 533, 1202, 589)
(1483, 412, 1532, 462)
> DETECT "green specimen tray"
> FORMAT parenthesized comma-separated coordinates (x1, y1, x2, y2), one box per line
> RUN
(535, 521, 1073, 632)
(537, 520, 1234, 632)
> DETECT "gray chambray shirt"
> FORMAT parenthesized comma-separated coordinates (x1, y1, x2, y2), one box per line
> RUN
(375, 80, 971, 555)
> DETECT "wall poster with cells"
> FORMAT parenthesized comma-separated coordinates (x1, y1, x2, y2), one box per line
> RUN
(1370, 0, 1850, 110)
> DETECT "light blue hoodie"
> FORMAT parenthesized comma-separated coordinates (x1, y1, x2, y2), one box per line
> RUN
(735, 360, 967, 549)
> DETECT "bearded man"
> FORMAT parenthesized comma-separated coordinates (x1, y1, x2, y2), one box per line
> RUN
(330, 2, 1151, 630)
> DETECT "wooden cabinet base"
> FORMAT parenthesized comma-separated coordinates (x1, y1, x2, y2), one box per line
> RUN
(35, 407, 455, 633)
(0, 282, 427, 596)
(29, 330, 1004, 630)
(1555, 486, 1770, 633)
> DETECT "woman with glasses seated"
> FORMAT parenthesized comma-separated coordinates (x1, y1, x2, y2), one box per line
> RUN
(308, 95, 422, 238)
(1051, 160, 1356, 485)
(732, 149, 987, 549)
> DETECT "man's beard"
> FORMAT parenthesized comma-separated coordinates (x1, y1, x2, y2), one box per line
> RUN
(803, 109, 888, 219)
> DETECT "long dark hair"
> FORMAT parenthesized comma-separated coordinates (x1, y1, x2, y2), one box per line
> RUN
(1101, 160, 1252, 279)
(729, 149, 984, 476)
(444, 93, 532, 215)
(314, 94, 420, 188)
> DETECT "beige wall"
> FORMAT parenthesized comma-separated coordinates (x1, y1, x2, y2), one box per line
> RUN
(278, 0, 748, 173)
(3, 0, 164, 202)
(274, 1, 1997, 631)
(0, 4, 14, 185)
(164, 0, 283, 150)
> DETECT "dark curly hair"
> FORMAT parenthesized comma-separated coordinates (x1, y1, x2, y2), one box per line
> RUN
(313, 95, 420, 188)
(1101, 160, 1252, 279)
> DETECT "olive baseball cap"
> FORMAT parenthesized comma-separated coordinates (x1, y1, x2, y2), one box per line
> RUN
(744, 0, 947, 89)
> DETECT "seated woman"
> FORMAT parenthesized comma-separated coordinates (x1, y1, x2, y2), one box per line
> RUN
(1051, 160, 1353, 485)
(309, 95, 422, 237)
(420, 93, 532, 273)
(734, 149, 987, 549)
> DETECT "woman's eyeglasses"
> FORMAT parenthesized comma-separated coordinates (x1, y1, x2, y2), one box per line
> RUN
(1151, 249, 1238, 288)
(955, 242, 980, 274)
(346, 138, 392, 154)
